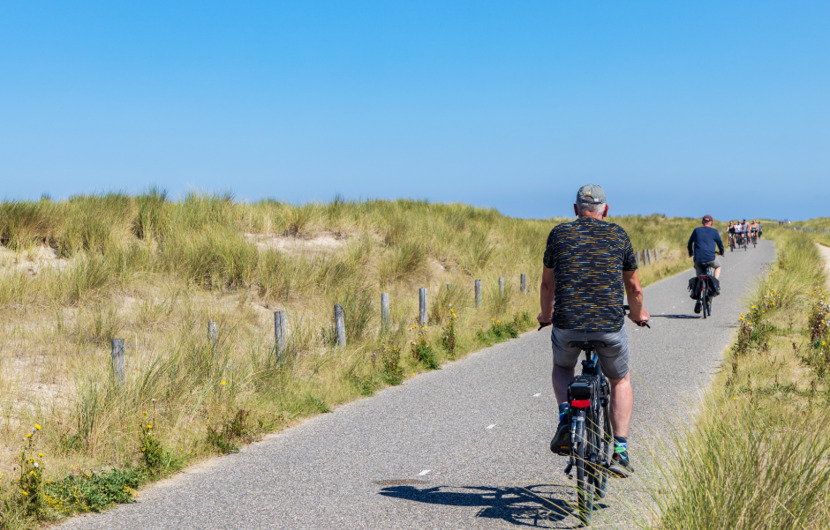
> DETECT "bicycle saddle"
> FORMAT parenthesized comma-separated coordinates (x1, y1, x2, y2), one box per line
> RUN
(567, 340, 607, 350)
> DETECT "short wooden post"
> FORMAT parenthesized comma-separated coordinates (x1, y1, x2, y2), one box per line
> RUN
(419, 288, 428, 326)
(274, 311, 286, 360)
(446, 283, 452, 291)
(111, 339, 126, 385)
(381, 293, 390, 331)
(634, 251, 640, 267)
(520, 273, 527, 295)
(334, 305, 346, 347)
(653, 249, 659, 262)
(208, 321, 218, 349)
(646, 249, 652, 266)
(498, 277, 504, 296)
(475, 279, 482, 308)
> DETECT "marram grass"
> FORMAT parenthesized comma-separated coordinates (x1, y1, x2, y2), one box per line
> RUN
(0, 193, 701, 527)
(647, 227, 830, 529)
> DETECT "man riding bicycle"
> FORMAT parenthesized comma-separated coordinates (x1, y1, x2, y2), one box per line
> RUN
(538, 184, 649, 478)
(688, 214, 725, 312)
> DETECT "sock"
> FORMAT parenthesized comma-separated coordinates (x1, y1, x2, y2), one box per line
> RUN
(558, 403, 569, 422)
(614, 436, 628, 457)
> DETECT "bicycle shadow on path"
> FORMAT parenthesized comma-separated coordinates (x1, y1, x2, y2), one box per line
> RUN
(377, 483, 602, 527)
(649, 314, 699, 319)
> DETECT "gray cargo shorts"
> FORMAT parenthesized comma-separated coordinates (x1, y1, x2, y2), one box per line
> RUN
(694, 258, 721, 276)
(551, 326, 630, 380)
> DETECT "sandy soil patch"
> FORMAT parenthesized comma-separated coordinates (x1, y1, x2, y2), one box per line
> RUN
(0, 244, 67, 276)
(817, 243, 830, 291)
(245, 231, 349, 253)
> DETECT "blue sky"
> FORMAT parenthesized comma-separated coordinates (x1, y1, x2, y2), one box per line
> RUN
(1, 1, 828, 220)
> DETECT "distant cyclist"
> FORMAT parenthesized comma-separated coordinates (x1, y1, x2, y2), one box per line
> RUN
(727, 221, 736, 248)
(750, 220, 760, 243)
(688, 215, 724, 312)
(539, 184, 649, 478)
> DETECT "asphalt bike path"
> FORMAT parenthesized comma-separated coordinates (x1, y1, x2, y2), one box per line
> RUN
(62, 240, 775, 529)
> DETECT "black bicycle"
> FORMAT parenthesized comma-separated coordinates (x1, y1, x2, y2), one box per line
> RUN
(539, 308, 649, 524)
(696, 263, 718, 319)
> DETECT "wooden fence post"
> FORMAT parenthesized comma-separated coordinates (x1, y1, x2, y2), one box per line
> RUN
(498, 277, 504, 296)
(475, 279, 482, 308)
(334, 305, 346, 347)
(381, 293, 390, 331)
(635, 251, 640, 268)
(208, 321, 218, 350)
(520, 273, 527, 295)
(274, 311, 286, 360)
(111, 338, 126, 385)
(419, 288, 428, 326)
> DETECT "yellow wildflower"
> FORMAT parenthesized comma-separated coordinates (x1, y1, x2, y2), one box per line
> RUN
(38, 453, 43, 457)
(147, 424, 152, 430)
(34, 424, 41, 430)
(25, 433, 32, 439)
(220, 381, 227, 386)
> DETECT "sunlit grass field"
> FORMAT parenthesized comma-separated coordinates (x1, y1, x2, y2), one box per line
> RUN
(0, 192, 702, 526)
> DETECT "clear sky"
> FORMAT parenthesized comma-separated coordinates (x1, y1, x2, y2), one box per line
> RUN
(2, 1, 828, 220)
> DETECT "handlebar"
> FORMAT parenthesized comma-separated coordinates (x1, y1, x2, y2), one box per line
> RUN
(537, 304, 650, 331)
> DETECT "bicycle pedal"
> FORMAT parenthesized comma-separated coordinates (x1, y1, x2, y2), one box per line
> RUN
(564, 463, 573, 475)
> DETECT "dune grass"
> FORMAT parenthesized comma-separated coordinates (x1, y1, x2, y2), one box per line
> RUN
(649, 226, 830, 529)
(0, 193, 700, 527)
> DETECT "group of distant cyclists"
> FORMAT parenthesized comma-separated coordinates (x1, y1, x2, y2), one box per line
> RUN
(726, 219, 762, 250)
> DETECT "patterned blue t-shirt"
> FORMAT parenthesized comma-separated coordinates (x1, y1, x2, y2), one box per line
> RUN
(543, 217, 638, 332)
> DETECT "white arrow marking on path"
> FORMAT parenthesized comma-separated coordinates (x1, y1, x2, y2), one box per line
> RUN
(418, 469, 431, 476)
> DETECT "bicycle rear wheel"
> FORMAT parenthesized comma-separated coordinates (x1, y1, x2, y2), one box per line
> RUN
(574, 418, 594, 524)
(701, 288, 709, 319)
(595, 387, 612, 499)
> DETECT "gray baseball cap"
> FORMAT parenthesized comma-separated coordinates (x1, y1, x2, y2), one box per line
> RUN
(576, 184, 606, 204)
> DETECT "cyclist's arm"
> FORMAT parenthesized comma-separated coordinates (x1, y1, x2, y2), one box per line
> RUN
(716, 233, 725, 255)
(623, 270, 648, 323)
(538, 266, 555, 325)
(687, 232, 695, 258)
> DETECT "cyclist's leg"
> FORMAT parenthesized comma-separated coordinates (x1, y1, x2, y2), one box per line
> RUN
(710, 258, 722, 280)
(593, 329, 631, 438)
(608, 374, 633, 438)
(550, 328, 582, 403)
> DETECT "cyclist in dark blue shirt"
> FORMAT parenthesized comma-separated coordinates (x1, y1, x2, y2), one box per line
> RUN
(687, 214, 724, 280)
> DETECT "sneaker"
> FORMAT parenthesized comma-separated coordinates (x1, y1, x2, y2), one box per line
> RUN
(694, 300, 701, 314)
(608, 453, 634, 478)
(550, 418, 570, 455)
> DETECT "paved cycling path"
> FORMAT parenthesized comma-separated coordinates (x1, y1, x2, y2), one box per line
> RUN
(62, 240, 775, 529)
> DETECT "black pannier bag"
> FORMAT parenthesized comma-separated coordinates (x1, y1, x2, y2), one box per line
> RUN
(569, 375, 594, 400)
(688, 277, 701, 299)
(688, 276, 720, 300)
